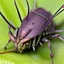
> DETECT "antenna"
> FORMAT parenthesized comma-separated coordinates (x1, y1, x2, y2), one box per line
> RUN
(14, 0, 23, 22)
(26, 0, 30, 19)
(47, 4, 64, 25)
(52, 4, 64, 18)
(34, 0, 37, 10)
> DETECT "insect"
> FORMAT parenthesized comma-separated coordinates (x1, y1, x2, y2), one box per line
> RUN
(0, 0, 64, 64)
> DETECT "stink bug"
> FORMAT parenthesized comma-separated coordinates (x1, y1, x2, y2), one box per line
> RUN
(0, 0, 64, 64)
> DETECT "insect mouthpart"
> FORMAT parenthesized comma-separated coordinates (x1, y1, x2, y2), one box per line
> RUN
(17, 42, 30, 53)
(15, 38, 31, 53)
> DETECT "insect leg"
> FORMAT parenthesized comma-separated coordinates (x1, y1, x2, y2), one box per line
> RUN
(0, 49, 15, 54)
(55, 30, 64, 32)
(51, 34, 64, 41)
(8, 26, 16, 43)
(27, 40, 31, 49)
(55, 30, 64, 33)
(42, 38, 54, 64)
(36, 33, 43, 46)
(4, 39, 11, 49)
(32, 37, 36, 51)
(4, 26, 14, 49)
(0, 12, 16, 30)
(39, 42, 43, 46)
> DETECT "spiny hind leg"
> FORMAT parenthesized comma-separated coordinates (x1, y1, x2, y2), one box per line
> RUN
(42, 38, 54, 64)
(51, 34, 64, 41)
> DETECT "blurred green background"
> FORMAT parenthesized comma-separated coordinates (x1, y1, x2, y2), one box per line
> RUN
(0, 0, 64, 64)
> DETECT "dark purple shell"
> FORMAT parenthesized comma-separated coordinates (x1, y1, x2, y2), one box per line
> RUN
(19, 8, 53, 39)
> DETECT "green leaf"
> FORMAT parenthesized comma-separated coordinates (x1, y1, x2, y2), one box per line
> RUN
(0, 0, 64, 64)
